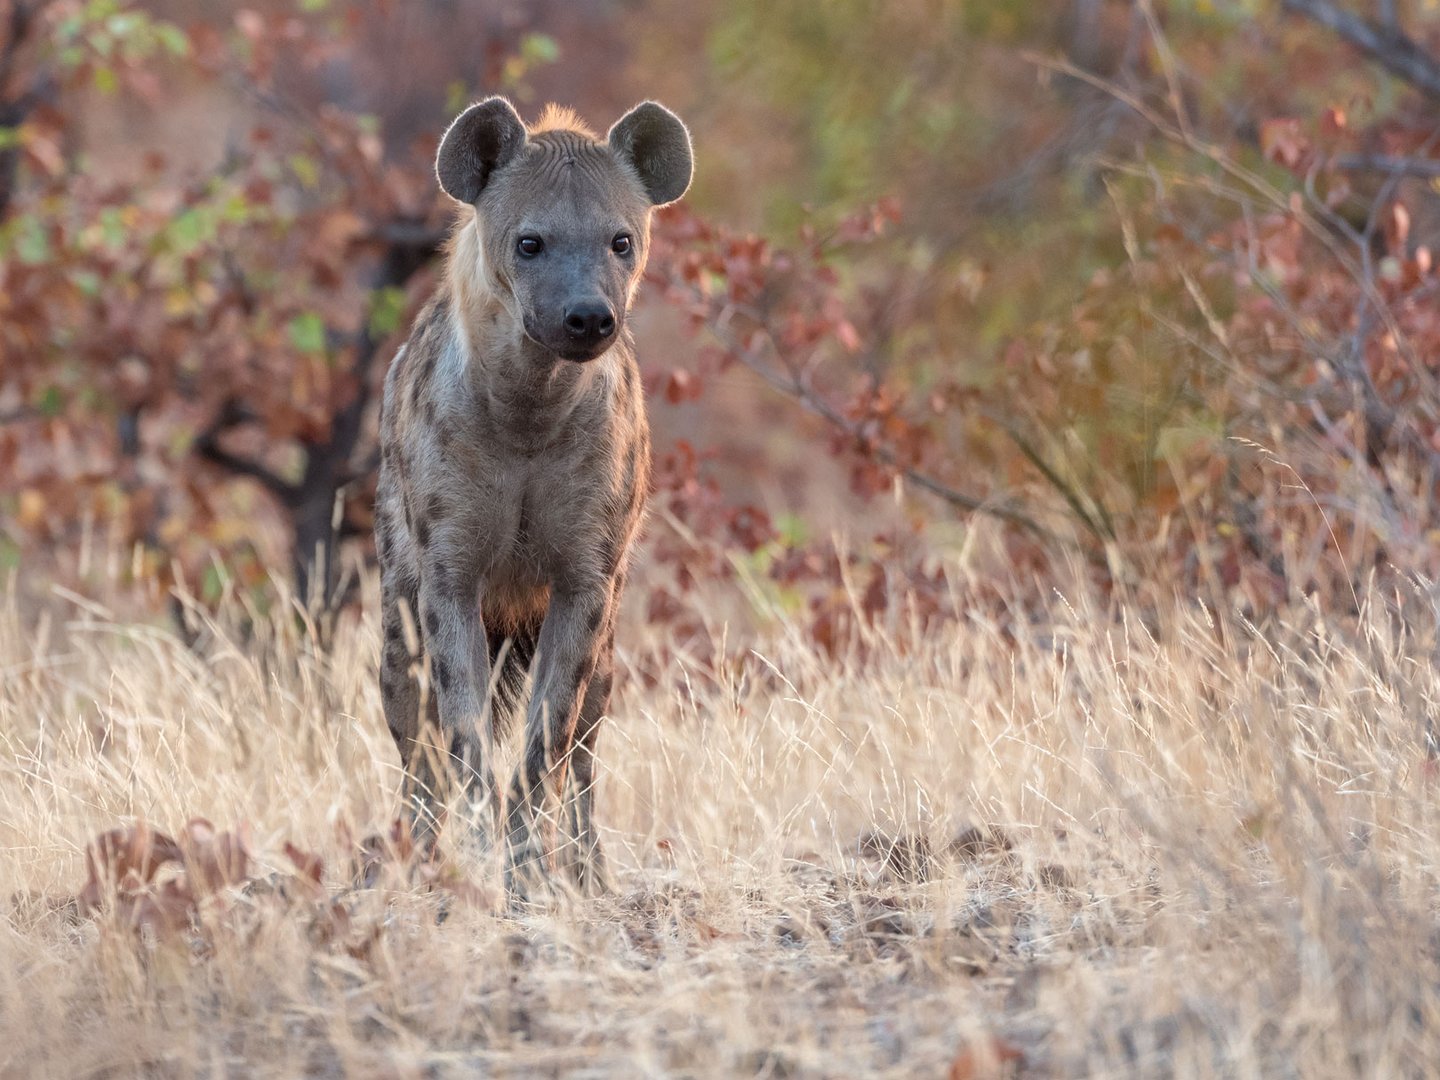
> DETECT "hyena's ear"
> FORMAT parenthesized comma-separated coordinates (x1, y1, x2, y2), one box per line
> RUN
(608, 101, 693, 207)
(436, 97, 528, 204)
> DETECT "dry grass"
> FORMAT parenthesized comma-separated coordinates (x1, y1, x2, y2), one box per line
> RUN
(3, 562, 1440, 1078)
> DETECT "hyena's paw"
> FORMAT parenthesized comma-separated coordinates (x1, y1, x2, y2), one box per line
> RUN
(398, 803, 443, 866)
(503, 841, 559, 913)
(557, 839, 612, 899)
(448, 802, 502, 870)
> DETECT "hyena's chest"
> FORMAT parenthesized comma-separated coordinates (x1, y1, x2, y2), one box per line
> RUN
(455, 444, 609, 585)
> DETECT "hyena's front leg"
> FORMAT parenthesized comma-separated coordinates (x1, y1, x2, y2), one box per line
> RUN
(416, 548, 499, 849)
(506, 584, 610, 900)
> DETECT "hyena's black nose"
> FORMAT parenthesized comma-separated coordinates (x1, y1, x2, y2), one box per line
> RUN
(563, 301, 616, 346)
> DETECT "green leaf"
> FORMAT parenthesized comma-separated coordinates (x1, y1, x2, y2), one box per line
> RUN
(289, 153, 319, 189)
(70, 269, 102, 296)
(93, 65, 118, 95)
(289, 312, 328, 354)
(775, 512, 810, 547)
(0, 535, 20, 573)
(445, 80, 470, 116)
(220, 193, 249, 224)
(154, 23, 190, 57)
(367, 287, 407, 339)
(167, 208, 212, 253)
(56, 15, 84, 43)
(36, 386, 64, 418)
(201, 562, 226, 604)
(520, 33, 559, 64)
(99, 207, 126, 249)
(105, 12, 143, 39)
(15, 218, 50, 265)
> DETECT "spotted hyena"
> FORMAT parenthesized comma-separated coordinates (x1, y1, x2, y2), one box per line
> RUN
(373, 97, 692, 899)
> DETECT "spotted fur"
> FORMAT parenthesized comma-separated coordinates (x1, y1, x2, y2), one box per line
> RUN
(376, 97, 692, 900)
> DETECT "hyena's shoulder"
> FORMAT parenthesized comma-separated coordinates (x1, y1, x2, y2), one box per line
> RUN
(382, 293, 454, 436)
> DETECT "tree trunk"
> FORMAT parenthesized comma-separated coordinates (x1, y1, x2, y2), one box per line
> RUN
(291, 477, 341, 616)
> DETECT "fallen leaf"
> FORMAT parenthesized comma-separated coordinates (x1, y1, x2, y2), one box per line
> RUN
(284, 842, 325, 888)
(949, 1035, 1025, 1080)
(80, 822, 184, 913)
(181, 818, 251, 895)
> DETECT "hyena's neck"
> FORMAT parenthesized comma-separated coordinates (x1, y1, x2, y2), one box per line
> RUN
(443, 219, 611, 431)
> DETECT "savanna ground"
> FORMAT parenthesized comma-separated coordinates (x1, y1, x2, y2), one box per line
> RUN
(4, 546, 1440, 1079)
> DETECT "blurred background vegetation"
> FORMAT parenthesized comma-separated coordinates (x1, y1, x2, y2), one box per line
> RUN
(5, 0, 1440, 648)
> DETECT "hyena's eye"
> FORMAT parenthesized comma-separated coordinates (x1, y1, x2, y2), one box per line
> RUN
(611, 234, 633, 256)
(517, 236, 544, 257)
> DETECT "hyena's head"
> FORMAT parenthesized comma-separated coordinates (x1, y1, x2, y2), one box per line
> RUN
(437, 97, 693, 363)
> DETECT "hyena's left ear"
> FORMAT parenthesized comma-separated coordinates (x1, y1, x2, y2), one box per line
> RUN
(608, 101, 693, 207)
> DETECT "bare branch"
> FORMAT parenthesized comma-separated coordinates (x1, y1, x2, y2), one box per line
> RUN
(193, 402, 300, 507)
(195, 440, 300, 506)
(694, 299, 1064, 544)
(0, 1, 55, 220)
(993, 420, 1114, 541)
(0, 1, 44, 91)
(1331, 152, 1440, 179)
(369, 221, 448, 251)
(1282, 0, 1440, 100)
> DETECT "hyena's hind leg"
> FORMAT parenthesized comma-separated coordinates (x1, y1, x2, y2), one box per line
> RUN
(378, 564, 445, 850)
(558, 639, 614, 896)
(485, 624, 538, 738)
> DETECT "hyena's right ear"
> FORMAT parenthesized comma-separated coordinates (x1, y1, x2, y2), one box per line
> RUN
(436, 97, 528, 205)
